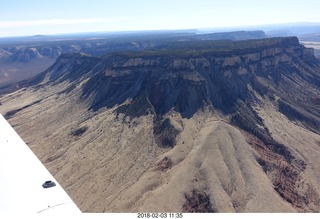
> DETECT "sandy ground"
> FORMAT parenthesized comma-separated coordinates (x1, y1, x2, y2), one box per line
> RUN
(1, 83, 320, 212)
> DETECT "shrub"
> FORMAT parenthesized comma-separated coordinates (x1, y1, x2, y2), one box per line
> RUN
(71, 126, 88, 136)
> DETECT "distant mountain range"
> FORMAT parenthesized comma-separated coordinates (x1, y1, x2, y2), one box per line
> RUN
(196, 22, 320, 36)
(0, 30, 267, 86)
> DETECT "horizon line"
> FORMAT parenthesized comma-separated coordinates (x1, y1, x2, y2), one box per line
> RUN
(0, 21, 320, 39)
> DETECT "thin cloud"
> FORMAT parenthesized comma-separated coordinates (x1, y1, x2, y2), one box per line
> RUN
(0, 18, 119, 28)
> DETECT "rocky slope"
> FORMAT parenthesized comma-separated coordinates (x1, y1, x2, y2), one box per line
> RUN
(0, 36, 320, 212)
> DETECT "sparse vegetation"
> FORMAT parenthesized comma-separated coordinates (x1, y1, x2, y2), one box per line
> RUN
(116, 93, 153, 118)
(154, 118, 180, 148)
(230, 101, 268, 141)
(155, 156, 172, 171)
(71, 126, 88, 136)
(246, 132, 313, 211)
(182, 189, 214, 213)
(4, 100, 41, 119)
(278, 99, 320, 133)
(108, 37, 298, 59)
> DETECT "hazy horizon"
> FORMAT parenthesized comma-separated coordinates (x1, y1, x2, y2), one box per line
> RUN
(1, 0, 320, 37)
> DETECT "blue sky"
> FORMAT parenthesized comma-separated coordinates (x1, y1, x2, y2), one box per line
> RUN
(0, 0, 320, 37)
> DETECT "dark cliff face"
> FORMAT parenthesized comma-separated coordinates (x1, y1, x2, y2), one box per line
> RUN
(22, 37, 320, 132)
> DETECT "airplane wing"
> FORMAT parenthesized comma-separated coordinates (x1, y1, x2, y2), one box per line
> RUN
(0, 114, 81, 213)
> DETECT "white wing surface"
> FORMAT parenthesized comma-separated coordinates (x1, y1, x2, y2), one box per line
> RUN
(0, 114, 81, 213)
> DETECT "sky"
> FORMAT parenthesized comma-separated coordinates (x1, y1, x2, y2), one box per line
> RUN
(0, 0, 320, 37)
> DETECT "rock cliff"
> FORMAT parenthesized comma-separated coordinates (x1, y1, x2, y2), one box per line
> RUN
(29, 37, 318, 123)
